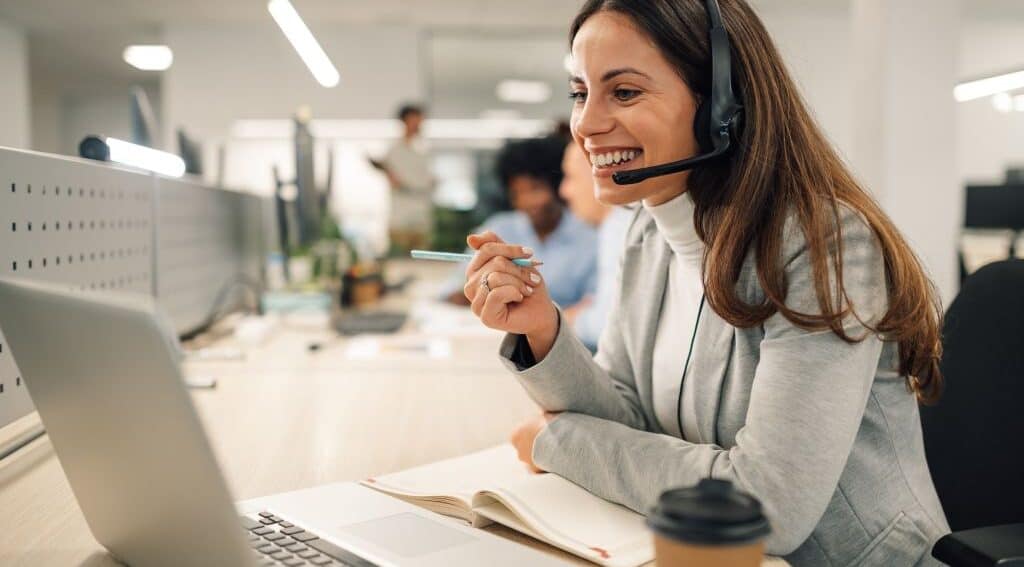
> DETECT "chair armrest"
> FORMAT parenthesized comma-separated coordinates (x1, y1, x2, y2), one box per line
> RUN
(932, 523, 1024, 566)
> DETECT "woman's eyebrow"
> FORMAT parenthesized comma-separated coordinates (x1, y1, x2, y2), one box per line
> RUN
(601, 67, 651, 82)
(570, 68, 652, 85)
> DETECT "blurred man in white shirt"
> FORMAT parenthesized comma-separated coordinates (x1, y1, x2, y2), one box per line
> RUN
(382, 104, 436, 252)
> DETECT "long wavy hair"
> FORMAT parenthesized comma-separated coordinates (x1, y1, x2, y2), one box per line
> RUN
(571, 0, 943, 403)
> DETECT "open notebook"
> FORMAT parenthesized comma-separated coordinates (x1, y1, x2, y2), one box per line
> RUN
(361, 445, 652, 567)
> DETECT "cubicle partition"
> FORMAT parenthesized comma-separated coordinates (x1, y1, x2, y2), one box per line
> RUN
(0, 147, 268, 435)
(156, 177, 268, 335)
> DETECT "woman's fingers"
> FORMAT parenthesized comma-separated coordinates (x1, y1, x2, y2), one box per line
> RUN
(468, 271, 533, 317)
(480, 285, 526, 328)
(469, 277, 489, 317)
(485, 272, 535, 297)
(466, 230, 504, 250)
(464, 255, 541, 303)
(466, 241, 536, 275)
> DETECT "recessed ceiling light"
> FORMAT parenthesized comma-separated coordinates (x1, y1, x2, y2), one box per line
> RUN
(496, 80, 552, 104)
(123, 45, 173, 71)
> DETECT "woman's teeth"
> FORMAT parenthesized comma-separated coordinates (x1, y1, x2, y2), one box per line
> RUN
(591, 150, 641, 168)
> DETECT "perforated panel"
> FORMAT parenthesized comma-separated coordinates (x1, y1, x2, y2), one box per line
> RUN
(0, 148, 156, 427)
(156, 177, 266, 335)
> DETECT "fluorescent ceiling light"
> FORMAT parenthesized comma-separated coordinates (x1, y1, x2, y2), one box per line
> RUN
(955, 69, 1024, 102)
(496, 80, 552, 104)
(267, 0, 340, 88)
(123, 45, 173, 71)
(992, 93, 1014, 113)
(105, 137, 186, 177)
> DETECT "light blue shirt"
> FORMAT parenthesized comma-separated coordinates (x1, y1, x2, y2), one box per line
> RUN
(440, 210, 598, 308)
(573, 206, 634, 350)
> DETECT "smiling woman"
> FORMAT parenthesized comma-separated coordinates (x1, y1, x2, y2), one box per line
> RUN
(458, 1, 952, 566)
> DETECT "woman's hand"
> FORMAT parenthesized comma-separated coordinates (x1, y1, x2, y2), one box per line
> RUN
(509, 412, 560, 473)
(463, 232, 559, 353)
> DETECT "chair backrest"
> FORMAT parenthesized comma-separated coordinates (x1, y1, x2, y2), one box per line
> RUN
(921, 259, 1024, 531)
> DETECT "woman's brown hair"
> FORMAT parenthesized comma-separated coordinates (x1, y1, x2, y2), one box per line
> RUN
(571, 0, 943, 403)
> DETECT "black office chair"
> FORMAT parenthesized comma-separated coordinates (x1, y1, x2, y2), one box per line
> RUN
(921, 260, 1024, 565)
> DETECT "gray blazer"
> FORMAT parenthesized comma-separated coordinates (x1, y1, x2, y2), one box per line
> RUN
(498, 205, 950, 566)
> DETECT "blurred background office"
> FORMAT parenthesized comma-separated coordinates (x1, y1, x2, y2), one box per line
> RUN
(0, 0, 1022, 305)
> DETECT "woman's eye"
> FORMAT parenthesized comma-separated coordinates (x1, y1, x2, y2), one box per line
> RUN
(613, 89, 641, 102)
(569, 91, 587, 103)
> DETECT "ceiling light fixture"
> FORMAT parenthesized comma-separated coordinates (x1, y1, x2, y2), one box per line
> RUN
(496, 80, 552, 104)
(955, 69, 1024, 102)
(123, 45, 174, 71)
(267, 0, 340, 88)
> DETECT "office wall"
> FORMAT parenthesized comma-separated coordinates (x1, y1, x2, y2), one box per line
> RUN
(30, 85, 60, 155)
(0, 20, 30, 150)
(959, 20, 1024, 184)
(162, 23, 423, 150)
(759, 9, 854, 162)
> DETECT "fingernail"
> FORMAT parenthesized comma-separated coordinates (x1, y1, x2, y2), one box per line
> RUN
(525, 286, 534, 294)
(522, 246, 534, 257)
(530, 273, 541, 284)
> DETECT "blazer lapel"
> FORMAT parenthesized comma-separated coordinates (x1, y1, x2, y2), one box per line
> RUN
(686, 301, 735, 445)
(623, 219, 671, 433)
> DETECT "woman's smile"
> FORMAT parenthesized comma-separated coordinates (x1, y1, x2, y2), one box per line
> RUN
(586, 146, 645, 177)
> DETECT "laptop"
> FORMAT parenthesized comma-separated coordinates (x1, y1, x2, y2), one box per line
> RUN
(0, 277, 566, 567)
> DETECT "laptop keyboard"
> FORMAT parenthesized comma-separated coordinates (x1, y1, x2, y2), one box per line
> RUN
(241, 511, 379, 567)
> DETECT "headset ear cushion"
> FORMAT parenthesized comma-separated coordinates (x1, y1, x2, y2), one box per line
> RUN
(693, 99, 713, 153)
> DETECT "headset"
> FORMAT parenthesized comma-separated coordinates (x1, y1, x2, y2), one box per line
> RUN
(612, 0, 744, 186)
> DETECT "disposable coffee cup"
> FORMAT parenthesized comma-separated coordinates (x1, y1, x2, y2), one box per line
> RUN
(647, 478, 771, 567)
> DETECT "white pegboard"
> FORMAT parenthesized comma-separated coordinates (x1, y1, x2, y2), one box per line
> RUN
(0, 148, 269, 434)
(155, 177, 266, 335)
(0, 148, 156, 428)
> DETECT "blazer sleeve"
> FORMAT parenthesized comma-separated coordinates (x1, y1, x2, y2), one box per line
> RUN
(519, 212, 889, 556)
(497, 225, 651, 431)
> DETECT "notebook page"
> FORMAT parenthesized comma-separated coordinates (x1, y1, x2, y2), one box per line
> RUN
(363, 445, 531, 508)
(479, 473, 653, 567)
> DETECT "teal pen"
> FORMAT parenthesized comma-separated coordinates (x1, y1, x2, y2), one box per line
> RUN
(410, 250, 541, 267)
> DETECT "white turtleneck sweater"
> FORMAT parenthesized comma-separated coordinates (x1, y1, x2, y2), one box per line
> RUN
(644, 191, 706, 440)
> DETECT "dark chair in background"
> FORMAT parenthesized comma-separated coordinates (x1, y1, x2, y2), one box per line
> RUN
(921, 260, 1024, 565)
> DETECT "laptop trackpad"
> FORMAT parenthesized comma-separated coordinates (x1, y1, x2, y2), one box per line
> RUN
(338, 512, 476, 557)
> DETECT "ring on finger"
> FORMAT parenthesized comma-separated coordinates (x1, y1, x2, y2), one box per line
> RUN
(480, 272, 493, 293)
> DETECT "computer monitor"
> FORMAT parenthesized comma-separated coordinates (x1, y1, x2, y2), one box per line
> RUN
(964, 184, 1024, 230)
(293, 116, 320, 246)
(177, 128, 203, 176)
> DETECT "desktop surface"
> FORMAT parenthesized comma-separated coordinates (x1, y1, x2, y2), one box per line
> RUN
(0, 262, 788, 566)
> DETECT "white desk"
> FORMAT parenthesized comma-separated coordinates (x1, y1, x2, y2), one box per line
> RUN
(0, 262, 786, 566)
